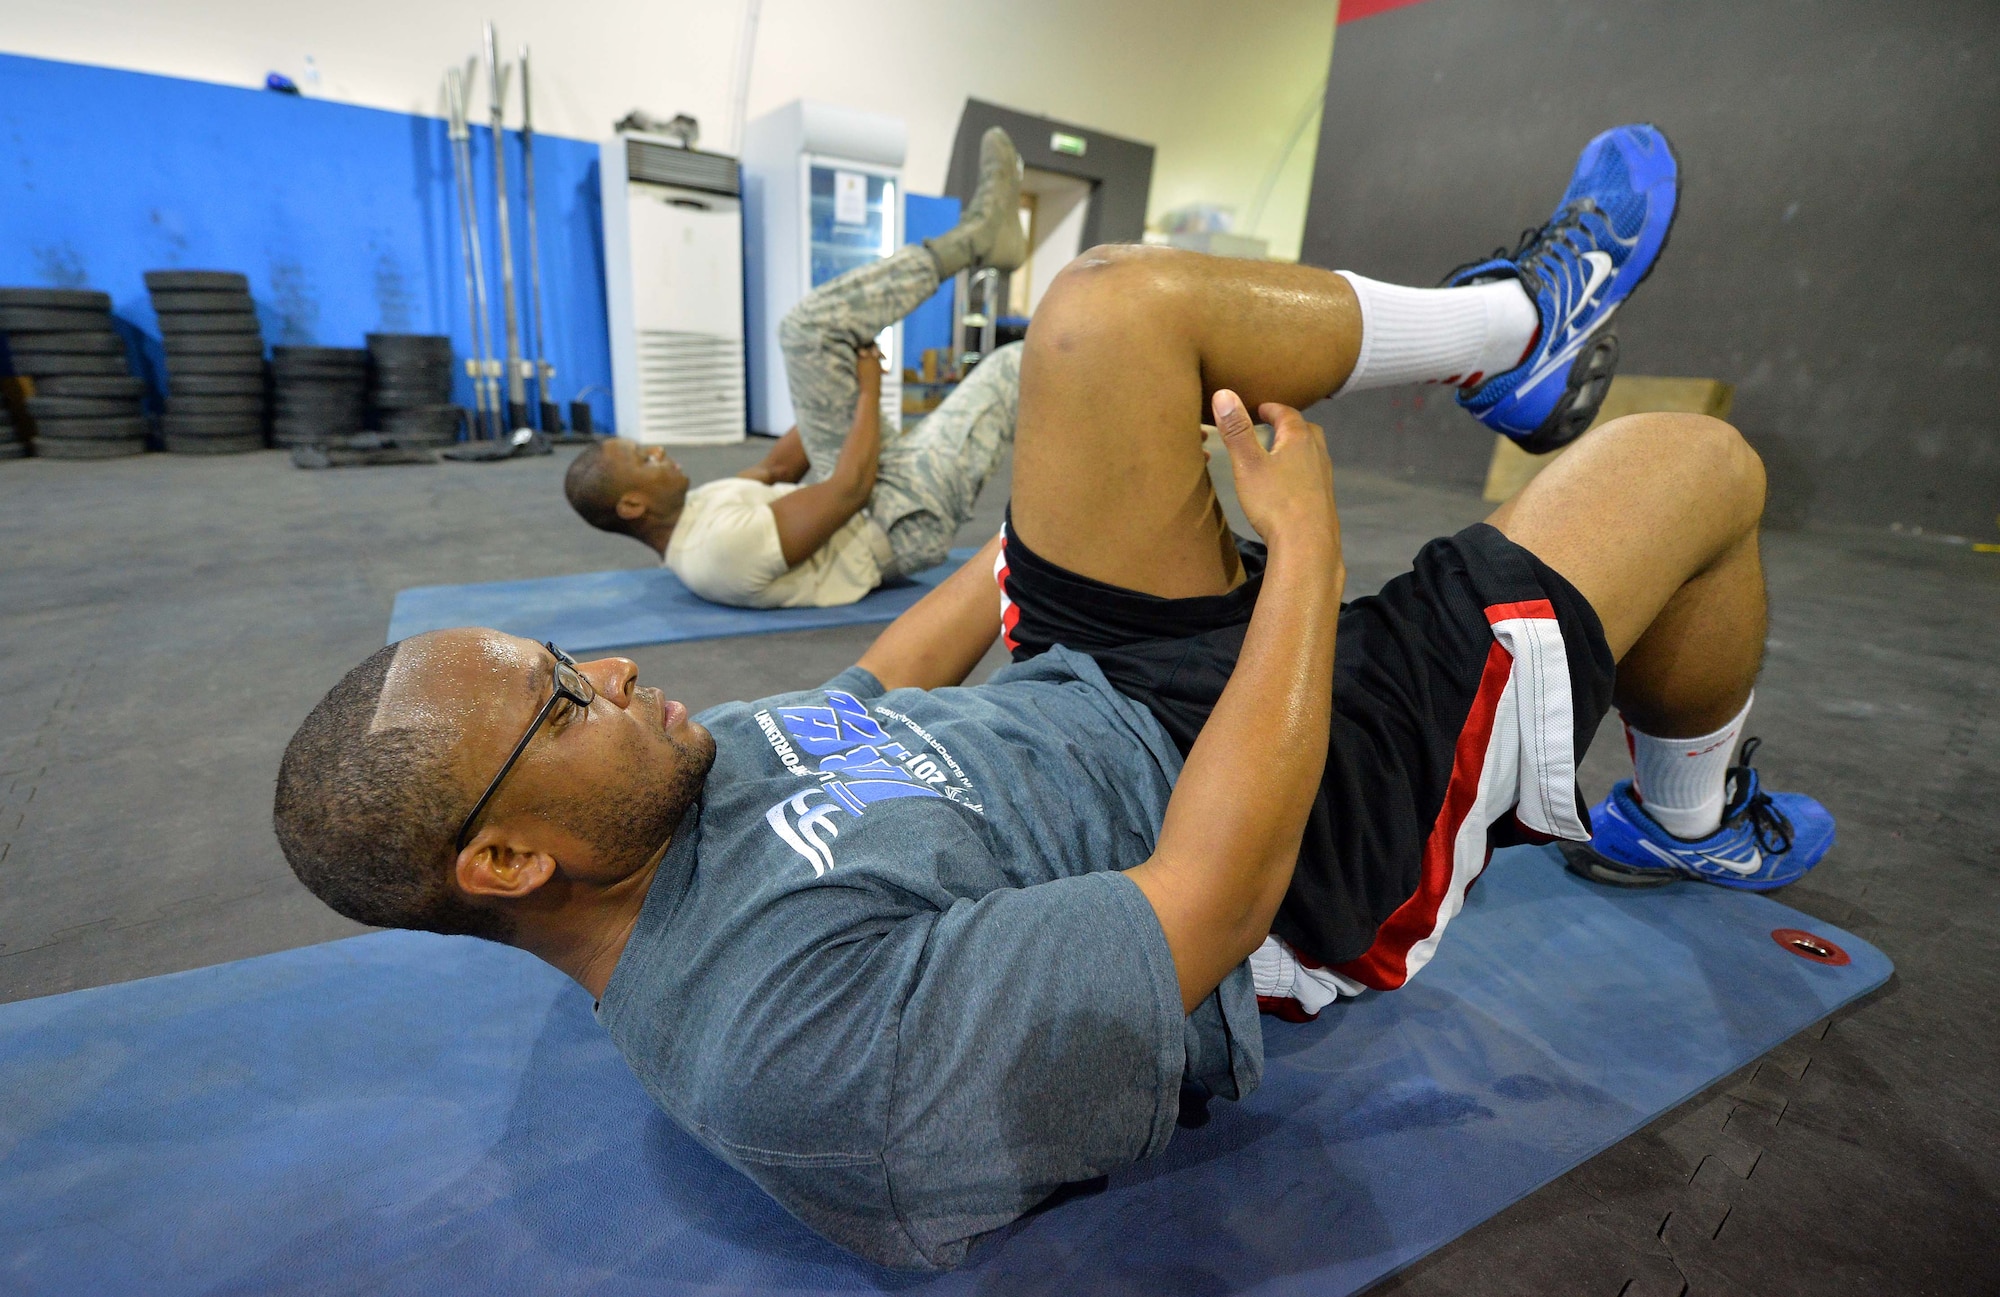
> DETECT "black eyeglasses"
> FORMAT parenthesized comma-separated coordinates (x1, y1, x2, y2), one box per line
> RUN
(455, 642, 596, 850)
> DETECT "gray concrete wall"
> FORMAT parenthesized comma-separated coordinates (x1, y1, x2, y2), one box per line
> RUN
(944, 99, 1155, 249)
(1301, 0, 1999, 534)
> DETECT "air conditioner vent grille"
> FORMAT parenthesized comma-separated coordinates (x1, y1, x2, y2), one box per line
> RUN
(637, 330, 744, 444)
(625, 140, 740, 196)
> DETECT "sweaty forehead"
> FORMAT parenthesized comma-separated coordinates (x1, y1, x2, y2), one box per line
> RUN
(371, 630, 541, 736)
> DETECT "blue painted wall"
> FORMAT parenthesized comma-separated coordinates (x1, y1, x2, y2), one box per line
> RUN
(901, 193, 960, 364)
(0, 52, 612, 429)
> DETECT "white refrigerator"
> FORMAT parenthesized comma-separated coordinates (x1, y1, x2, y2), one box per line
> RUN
(742, 100, 907, 437)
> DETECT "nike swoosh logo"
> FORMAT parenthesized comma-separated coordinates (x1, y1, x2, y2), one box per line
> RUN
(1509, 253, 1619, 401)
(1635, 838, 1763, 875)
(1561, 251, 1615, 339)
(1513, 302, 1620, 398)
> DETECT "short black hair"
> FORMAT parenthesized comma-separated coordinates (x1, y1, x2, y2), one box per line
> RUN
(273, 643, 513, 943)
(564, 443, 633, 536)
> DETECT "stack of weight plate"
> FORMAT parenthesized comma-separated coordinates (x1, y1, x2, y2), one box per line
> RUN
(0, 288, 147, 459)
(147, 270, 269, 454)
(272, 347, 369, 448)
(0, 400, 20, 461)
(367, 333, 464, 446)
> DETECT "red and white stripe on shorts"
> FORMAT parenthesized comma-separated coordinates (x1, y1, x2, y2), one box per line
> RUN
(1255, 598, 1591, 1018)
(994, 525, 1023, 653)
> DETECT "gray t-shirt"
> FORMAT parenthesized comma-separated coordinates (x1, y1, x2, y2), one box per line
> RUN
(596, 647, 1263, 1270)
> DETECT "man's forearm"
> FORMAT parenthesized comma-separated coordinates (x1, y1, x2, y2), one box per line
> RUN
(1130, 531, 1342, 1011)
(740, 428, 810, 484)
(856, 533, 1003, 691)
(768, 400, 882, 565)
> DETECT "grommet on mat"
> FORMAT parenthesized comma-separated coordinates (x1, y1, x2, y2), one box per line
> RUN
(1771, 927, 1850, 965)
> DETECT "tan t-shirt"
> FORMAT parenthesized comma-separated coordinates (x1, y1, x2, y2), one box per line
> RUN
(663, 478, 893, 609)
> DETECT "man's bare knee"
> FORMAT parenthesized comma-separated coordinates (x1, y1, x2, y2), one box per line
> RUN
(1589, 412, 1765, 526)
(1032, 245, 1193, 353)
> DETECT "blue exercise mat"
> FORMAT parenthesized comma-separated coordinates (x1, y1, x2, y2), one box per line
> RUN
(385, 548, 978, 652)
(0, 846, 1888, 1296)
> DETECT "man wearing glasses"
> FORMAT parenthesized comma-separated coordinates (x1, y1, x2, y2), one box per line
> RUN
(275, 126, 1832, 1269)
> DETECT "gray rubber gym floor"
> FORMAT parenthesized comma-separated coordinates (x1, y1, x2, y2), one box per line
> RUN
(1, 434, 1994, 1293)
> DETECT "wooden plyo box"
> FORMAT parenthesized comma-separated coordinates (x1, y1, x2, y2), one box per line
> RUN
(1481, 376, 1735, 502)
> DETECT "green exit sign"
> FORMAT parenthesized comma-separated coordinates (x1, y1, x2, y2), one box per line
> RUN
(1050, 131, 1087, 157)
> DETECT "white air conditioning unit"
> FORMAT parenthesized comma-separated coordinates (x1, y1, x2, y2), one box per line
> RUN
(600, 134, 746, 444)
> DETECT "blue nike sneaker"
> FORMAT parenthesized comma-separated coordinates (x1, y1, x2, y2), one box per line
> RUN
(1448, 123, 1680, 452)
(1560, 740, 1837, 891)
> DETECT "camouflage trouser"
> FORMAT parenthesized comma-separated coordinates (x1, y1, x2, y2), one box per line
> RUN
(779, 244, 1022, 577)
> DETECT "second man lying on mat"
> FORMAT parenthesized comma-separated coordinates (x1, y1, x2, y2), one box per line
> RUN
(562, 128, 1029, 609)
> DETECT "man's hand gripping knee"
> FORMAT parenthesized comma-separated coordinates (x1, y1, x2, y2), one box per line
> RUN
(1129, 391, 1344, 1013)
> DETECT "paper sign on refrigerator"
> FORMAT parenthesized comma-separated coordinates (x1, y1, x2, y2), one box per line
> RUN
(833, 170, 868, 226)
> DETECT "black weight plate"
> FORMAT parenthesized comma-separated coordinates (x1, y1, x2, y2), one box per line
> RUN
(167, 394, 264, 416)
(275, 369, 367, 382)
(372, 363, 456, 378)
(157, 313, 262, 336)
(165, 413, 265, 436)
(149, 290, 255, 314)
(373, 389, 455, 408)
(165, 434, 265, 454)
(274, 383, 366, 399)
(373, 384, 456, 399)
(0, 306, 111, 331)
(33, 415, 150, 440)
(272, 346, 367, 364)
(6, 330, 124, 356)
(274, 375, 368, 390)
(0, 288, 113, 311)
(36, 375, 146, 398)
(272, 405, 362, 420)
(27, 395, 141, 418)
(36, 437, 147, 459)
(381, 403, 465, 426)
(168, 375, 264, 396)
(366, 331, 451, 346)
(166, 354, 265, 376)
(274, 409, 366, 425)
(274, 393, 367, 409)
(164, 334, 265, 356)
(273, 419, 364, 435)
(274, 430, 360, 446)
(0, 443, 26, 461)
(144, 270, 248, 292)
(369, 354, 454, 368)
(4, 353, 129, 377)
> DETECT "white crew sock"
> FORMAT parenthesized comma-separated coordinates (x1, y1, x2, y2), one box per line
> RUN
(1333, 271, 1540, 395)
(1624, 693, 1755, 840)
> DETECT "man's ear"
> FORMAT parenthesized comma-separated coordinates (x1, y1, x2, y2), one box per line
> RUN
(615, 491, 649, 522)
(455, 830, 560, 901)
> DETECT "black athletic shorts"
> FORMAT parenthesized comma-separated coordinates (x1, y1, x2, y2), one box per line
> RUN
(996, 511, 1616, 1000)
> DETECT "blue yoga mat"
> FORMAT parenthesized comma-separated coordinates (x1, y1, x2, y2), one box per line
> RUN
(386, 549, 978, 652)
(0, 846, 1888, 1296)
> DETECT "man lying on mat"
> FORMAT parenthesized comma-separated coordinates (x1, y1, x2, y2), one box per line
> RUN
(561, 127, 1028, 610)
(275, 126, 1833, 1269)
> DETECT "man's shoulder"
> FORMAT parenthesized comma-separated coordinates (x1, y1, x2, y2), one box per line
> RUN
(686, 475, 791, 511)
(668, 480, 793, 596)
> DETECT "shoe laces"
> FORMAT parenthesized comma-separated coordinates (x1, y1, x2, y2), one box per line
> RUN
(1442, 200, 1609, 302)
(1720, 737, 1795, 856)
